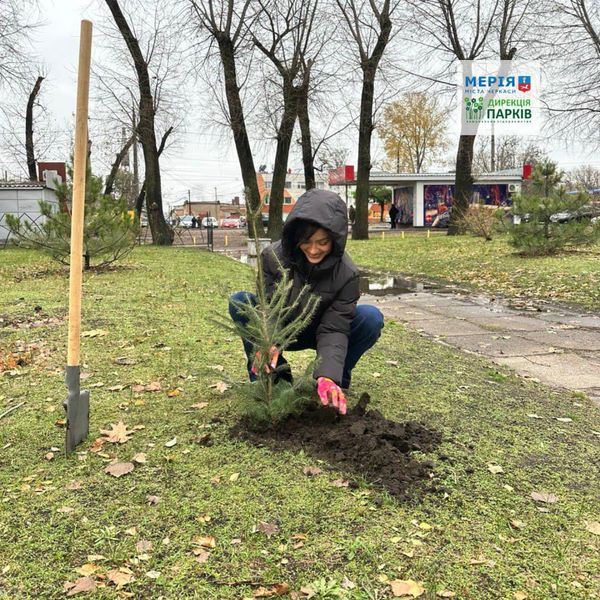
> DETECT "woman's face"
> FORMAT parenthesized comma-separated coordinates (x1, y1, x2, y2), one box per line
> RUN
(299, 227, 333, 264)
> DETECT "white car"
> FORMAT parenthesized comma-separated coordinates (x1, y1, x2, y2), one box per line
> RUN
(202, 217, 218, 228)
(179, 215, 195, 228)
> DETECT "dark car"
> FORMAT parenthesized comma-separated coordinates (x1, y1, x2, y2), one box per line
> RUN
(431, 208, 451, 228)
(550, 206, 600, 223)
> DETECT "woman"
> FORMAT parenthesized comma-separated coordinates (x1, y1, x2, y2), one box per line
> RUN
(229, 189, 384, 415)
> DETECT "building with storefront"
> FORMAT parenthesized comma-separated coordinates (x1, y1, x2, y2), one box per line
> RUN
(368, 168, 524, 227)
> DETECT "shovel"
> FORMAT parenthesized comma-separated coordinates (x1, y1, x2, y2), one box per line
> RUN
(64, 20, 93, 455)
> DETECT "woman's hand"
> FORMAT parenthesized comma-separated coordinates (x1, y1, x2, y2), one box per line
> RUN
(317, 377, 347, 415)
(250, 345, 280, 375)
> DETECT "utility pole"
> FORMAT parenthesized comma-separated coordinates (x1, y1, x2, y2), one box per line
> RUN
(187, 189, 191, 215)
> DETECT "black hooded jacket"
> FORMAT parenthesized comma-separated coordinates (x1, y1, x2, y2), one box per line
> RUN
(261, 189, 360, 385)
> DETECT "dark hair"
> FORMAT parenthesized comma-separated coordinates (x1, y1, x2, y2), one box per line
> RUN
(293, 219, 329, 248)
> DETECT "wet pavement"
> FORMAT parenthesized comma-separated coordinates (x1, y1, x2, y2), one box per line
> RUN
(226, 250, 600, 405)
(359, 272, 600, 406)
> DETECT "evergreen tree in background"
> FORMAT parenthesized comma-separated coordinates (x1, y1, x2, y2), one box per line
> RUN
(507, 160, 600, 256)
(7, 161, 138, 269)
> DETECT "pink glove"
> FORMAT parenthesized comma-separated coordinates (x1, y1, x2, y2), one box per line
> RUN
(317, 377, 347, 415)
(251, 345, 279, 375)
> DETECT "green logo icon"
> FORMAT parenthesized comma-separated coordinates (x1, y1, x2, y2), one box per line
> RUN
(465, 96, 484, 122)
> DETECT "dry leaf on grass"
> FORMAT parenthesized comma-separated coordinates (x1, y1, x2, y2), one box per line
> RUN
(531, 491, 558, 504)
(100, 421, 134, 444)
(147, 495, 161, 505)
(107, 385, 126, 392)
(229, 472, 240, 482)
(585, 521, 600, 535)
(487, 464, 504, 474)
(132, 453, 147, 464)
(193, 550, 210, 563)
(104, 462, 134, 478)
(65, 576, 96, 596)
(193, 535, 216, 549)
(145, 570, 161, 579)
(190, 402, 208, 410)
(331, 478, 349, 488)
(57, 506, 74, 513)
(209, 381, 230, 393)
(555, 417, 573, 423)
(132, 381, 162, 393)
(514, 592, 527, 600)
(106, 569, 134, 589)
(113, 357, 136, 365)
(165, 436, 177, 448)
(253, 583, 290, 597)
(75, 564, 100, 577)
(303, 466, 322, 477)
(390, 579, 425, 597)
(254, 521, 280, 537)
(81, 329, 108, 338)
(167, 388, 181, 397)
(136, 540, 153, 553)
(437, 591, 456, 598)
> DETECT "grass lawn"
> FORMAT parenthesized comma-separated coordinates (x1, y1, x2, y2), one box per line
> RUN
(348, 234, 600, 311)
(0, 246, 599, 599)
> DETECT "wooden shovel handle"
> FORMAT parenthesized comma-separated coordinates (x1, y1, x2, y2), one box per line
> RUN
(67, 20, 93, 367)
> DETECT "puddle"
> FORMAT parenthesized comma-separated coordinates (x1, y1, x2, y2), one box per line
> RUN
(359, 271, 445, 296)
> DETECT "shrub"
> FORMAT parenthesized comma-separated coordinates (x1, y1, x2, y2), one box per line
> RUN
(507, 160, 600, 256)
(6, 161, 138, 269)
(459, 204, 503, 241)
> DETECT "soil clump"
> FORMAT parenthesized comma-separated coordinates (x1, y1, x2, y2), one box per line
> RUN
(233, 393, 442, 500)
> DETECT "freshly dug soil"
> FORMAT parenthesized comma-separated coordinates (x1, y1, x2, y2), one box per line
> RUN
(233, 393, 442, 500)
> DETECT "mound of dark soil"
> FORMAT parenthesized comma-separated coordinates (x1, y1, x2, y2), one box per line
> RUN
(233, 393, 442, 500)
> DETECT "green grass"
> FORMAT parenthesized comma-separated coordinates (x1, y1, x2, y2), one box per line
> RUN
(348, 233, 600, 310)
(0, 247, 599, 599)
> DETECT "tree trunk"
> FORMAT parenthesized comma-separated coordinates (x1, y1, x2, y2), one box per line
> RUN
(104, 0, 173, 245)
(268, 81, 298, 241)
(26, 76, 44, 181)
(297, 83, 315, 191)
(448, 134, 475, 235)
(104, 132, 136, 196)
(218, 36, 264, 236)
(353, 66, 377, 240)
(135, 181, 146, 216)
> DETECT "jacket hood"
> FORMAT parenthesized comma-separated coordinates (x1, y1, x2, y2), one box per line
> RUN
(281, 189, 348, 262)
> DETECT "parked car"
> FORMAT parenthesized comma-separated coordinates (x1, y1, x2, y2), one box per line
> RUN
(431, 208, 451, 228)
(221, 217, 240, 229)
(201, 216, 219, 228)
(179, 215, 195, 228)
(550, 206, 600, 223)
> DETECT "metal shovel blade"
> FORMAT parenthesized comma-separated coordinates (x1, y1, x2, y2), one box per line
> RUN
(64, 365, 90, 454)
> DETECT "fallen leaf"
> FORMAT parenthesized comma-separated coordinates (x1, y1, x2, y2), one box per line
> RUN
(167, 388, 180, 397)
(165, 436, 177, 448)
(89, 438, 105, 453)
(437, 591, 456, 598)
(526, 413, 543, 419)
(585, 521, 600, 536)
(132, 382, 162, 393)
(125, 527, 137, 536)
(194, 535, 216, 549)
(145, 570, 161, 579)
(555, 417, 572, 423)
(400, 548, 415, 558)
(193, 550, 210, 563)
(510, 520, 526, 530)
(106, 569, 134, 589)
(372, 372, 381, 378)
(136, 540, 153, 553)
(299, 586, 316, 598)
(45, 452, 54, 461)
(58, 506, 74, 514)
(147, 495, 161, 505)
(75, 563, 100, 576)
(390, 579, 425, 597)
(531, 491, 558, 504)
(65, 576, 96, 596)
(209, 380, 230, 393)
(113, 357, 136, 365)
(514, 593, 527, 600)
(100, 421, 134, 444)
(418, 522, 433, 530)
(81, 329, 108, 338)
(107, 385, 126, 392)
(86, 554, 105, 562)
(132, 452, 147, 464)
(104, 462, 134, 478)
(255, 521, 280, 537)
(331, 478, 349, 487)
(303, 466, 322, 477)
(229, 472, 240, 482)
(190, 402, 208, 410)
(66, 480, 83, 490)
(385, 360, 399, 366)
(487, 464, 504, 475)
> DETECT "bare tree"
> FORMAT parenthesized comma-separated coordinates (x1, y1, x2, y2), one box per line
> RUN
(189, 0, 265, 235)
(473, 135, 547, 173)
(104, 0, 174, 245)
(25, 75, 44, 180)
(249, 0, 320, 240)
(335, 0, 398, 240)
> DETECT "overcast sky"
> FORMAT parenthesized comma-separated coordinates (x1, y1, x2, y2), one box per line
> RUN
(7, 0, 600, 207)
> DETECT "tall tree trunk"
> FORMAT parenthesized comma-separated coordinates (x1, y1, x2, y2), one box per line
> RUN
(448, 134, 475, 235)
(104, 132, 136, 196)
(105, 0, 173, 245)
(268, 81, 298, 241)
(26, 76, 44, 181)
(353, 66, 377, 240)
(297, 82, 315, 191)
(218, 37, 264, 236)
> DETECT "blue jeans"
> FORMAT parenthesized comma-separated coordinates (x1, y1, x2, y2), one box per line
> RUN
(228, 291, 384, 389)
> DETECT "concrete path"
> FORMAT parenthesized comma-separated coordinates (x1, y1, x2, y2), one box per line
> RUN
(360, 289, 600, 406)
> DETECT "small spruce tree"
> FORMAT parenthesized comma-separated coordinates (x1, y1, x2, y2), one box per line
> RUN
(225, 198, 321, 426)
(7, 160, 138, 269)
(507, 160, 600, 256)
